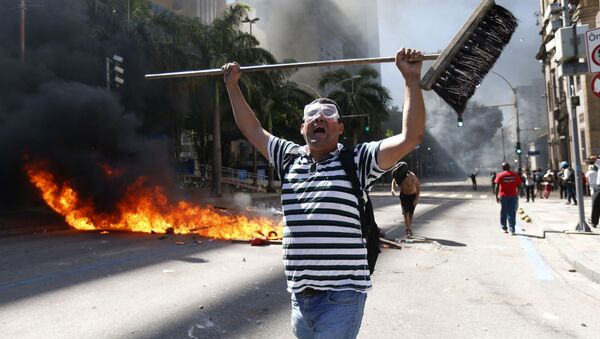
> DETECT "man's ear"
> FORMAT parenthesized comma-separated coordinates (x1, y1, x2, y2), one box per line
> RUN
(300, 123, 305, 135)
(339, 122, 344, 135)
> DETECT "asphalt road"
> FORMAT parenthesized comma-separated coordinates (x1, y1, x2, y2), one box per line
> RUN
(1, 185, 600, 338)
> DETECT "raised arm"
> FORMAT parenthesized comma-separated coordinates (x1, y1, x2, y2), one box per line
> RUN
(378, 49, 426, 170)
(222, 62, 272, 159)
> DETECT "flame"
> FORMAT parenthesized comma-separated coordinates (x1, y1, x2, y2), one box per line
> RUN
(25, 159, 282, 240)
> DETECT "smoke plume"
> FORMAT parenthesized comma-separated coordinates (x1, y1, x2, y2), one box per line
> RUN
(0, 0, 173, 211)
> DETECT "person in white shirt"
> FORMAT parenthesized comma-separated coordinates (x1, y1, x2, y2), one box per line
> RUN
(585, 164, 598, 195)
(589, 157, 600, 228)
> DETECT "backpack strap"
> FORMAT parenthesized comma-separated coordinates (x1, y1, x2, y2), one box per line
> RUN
(339, 148, 367, 236)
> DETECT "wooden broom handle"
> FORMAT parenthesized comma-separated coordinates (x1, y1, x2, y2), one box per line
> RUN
(145, 54, 440, 80)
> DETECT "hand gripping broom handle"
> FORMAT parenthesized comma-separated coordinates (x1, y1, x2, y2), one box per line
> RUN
(144, 54, 440, 80)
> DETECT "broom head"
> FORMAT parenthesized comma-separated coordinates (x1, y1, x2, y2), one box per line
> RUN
(420, 0, 518, 114)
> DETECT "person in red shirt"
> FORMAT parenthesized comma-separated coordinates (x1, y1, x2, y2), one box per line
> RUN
(494, 162, 522, 235)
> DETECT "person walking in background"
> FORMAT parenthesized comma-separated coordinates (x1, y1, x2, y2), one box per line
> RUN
(524, 169, 535, 202)
(561, 161, 577, 205)
(582, 171, 589, 196)
(558, 168, 566, 199)
(495, 162, 522, 235)
(585, 164, 597, 196)
(588, 156, 600, 228)
(517, 168, 525, 198)
(543, 170, 554, 199)
(534, 168, 544, 198)
(468, 171, 479, 191)
(391, 162, 420, 237)
(490, 172, 497, 193)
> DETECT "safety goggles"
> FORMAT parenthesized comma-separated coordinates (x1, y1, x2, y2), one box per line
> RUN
(302, 103, 340, 122)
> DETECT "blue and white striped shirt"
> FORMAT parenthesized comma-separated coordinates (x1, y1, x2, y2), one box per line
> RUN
(268, 136, 386, 293)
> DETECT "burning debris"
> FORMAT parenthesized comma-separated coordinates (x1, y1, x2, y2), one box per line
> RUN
(25, 157, 282, 240)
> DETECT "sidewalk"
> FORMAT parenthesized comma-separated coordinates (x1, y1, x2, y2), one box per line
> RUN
(518, 194, 600, 284)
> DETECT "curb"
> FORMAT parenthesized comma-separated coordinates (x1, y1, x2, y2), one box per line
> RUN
(546, 233, 600, 284)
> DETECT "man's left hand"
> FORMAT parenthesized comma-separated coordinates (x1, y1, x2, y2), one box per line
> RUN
(395, 48, 423, 82)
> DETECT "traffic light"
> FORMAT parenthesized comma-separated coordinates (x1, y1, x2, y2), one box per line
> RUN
(515, 142, 522, 154)
(106, 54, 125, 90)
(363, 117, 370, 133)
(457, 117, 464, 127)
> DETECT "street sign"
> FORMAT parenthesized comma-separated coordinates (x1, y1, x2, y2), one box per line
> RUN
(586, 27, 600, 73)
(592, 73, 600, 98)
(527, 151, 540, 156)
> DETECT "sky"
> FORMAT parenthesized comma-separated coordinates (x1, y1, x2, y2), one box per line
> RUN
(376, 0, 544, 171)
(378, 0, 542, 108)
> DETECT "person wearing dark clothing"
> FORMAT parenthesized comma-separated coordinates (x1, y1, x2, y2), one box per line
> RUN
(469, 171, 479, 190)
(524, 169, 535, 202)
(391, 163, 420, 237)
(561, 161, 577, 205)
(490, 172, 497, 193)
(589, 156, 600, 228)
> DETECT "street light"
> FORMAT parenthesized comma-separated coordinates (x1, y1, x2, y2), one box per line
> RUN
(490, 71, 522, 169)
(242, 16, 259, 35)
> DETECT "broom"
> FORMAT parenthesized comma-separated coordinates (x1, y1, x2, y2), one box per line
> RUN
(144, 0, 518, 114)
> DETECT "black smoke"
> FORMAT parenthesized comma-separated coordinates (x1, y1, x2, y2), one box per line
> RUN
(0, 1, 174, 212)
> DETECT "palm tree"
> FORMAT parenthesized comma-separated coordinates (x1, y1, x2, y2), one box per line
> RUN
(319, 67, 391, 144)
(260, 80, 318, 190)
(199, 3, 278, 196)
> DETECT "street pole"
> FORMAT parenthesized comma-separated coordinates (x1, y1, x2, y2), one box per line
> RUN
(501, 128, 506, 162)
(490, 71, 521, 169)
(514, 87, 522, 169)
(19, 0, 26, 63)
(561, 0, 589, 232)
(106, 58, 111, 92)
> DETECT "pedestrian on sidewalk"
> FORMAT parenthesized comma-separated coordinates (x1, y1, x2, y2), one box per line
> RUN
(495, 162, 522, 235)
(585, 164, 597, 196)
(588, 156, 600, 228)
(558, 168, 566, 199)
(391, 162, 420, 237)
(490, 172, 497, 193)
(543, 170, 554, 199)
(468, 171, 479, 191)
(561, 161, 577, 205)
(534, 168, 544, 198)
(222, 48, 426, 339)
(518, 168, 526, 198)
(525, 169, 535, 202)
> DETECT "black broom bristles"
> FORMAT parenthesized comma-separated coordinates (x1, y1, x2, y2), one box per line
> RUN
(421, 2, 518, 114)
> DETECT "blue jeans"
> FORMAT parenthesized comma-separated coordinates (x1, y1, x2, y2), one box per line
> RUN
(291, 289, 367, 339)
(500, 196, 518, 232)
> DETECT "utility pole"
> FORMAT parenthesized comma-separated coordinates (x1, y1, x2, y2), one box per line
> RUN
(19, 0, 26, 63)
(514, 87, 522, 169)
(561, 0, 589, 232)
(501, 128, 506, 162)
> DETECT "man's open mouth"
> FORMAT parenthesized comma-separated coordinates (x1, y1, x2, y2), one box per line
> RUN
(313, 126, 326, 134)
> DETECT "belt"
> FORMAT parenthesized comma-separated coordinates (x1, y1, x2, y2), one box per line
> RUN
(300, 288, 324, 297)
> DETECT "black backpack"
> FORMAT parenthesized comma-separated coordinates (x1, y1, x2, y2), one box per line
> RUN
(281, 148, 381, 275)
(339, 149, 381, 275)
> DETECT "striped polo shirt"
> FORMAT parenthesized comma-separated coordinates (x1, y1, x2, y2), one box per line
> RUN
(268, 136, 386, 294)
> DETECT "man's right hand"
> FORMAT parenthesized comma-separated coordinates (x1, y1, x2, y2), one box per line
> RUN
(222, 62, 241, 86)
(391, 190, 395, 196)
